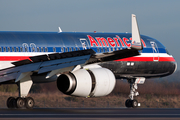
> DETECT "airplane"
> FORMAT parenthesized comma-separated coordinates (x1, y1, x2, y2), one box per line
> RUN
(0, 14, 177, 109)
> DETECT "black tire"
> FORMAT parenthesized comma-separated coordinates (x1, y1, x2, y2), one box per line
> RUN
(7, 97, 16, 109)
(25, 97, 34, 109)
(132, 99, 138, 108)
(16, 97, 25, 108)
(125, 99, 132, 108)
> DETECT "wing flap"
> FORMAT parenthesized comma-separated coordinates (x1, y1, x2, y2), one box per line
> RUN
(12, 59, 32, 66)
(30, 54, 49, 62)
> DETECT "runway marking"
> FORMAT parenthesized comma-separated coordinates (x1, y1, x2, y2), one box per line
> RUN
(1, 114, 180, 116)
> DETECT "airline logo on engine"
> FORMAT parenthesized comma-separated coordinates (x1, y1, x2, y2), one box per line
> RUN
(87, 35, 146, 48)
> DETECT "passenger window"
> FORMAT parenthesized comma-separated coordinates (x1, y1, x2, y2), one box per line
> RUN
(41, 47, 44, 52)
(16, 47, 19, 52)
(73, 47, 76, 51)
(97, 48, 100, 53)
(8, 47, 10, 52)
(101, 48, 103, 52)
(0, 47, 2, 52)
(32, 47, 35, 52)
(37, 47, 40, 52)
(109, 48, 111, 52)
(53, 47, 56, 52)
(12, 47, 15, 52)
(69, 47, 72, 52)
(65, 47, 68, 52)
(105, 48, 108, 52)
(25, 47, 28, 52)
(77, 47, 80, 51)
(45, 47, 48, 52)
(61, 47, 64, 52)
(20, 47, 23, 52)
(3, 47, 6, 52)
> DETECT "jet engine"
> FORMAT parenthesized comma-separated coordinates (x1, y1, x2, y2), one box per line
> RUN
(57, 68, 116, 97)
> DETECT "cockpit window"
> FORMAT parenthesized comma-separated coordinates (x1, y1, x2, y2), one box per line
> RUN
(165, 48, 170, 55)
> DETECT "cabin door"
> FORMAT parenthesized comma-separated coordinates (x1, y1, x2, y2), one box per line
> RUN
(150, 41, 159, 61)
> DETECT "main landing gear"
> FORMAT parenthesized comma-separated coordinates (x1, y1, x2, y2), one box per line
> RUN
(7, 97, 34, 109)
(125, 78, 145, 108)
(6, 72, 34, 109)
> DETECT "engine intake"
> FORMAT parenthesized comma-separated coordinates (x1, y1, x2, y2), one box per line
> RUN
(57, 68, 116, 97)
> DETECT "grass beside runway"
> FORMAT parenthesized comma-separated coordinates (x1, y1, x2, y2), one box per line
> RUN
(0, 80, 180, 108)
(0, 90, 179, 108)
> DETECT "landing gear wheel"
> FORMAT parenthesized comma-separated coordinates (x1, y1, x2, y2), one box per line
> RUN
(125, 99, 138, 108)
(25, 97, 34, 109)
(7, 97, 16, 108)
(125, 99, 132, 108)
(132, 99, 138, 108)
(15, 97, 25, 108)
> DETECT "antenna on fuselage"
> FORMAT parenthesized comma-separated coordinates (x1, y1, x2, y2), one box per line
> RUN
(58, 27, 62, 33)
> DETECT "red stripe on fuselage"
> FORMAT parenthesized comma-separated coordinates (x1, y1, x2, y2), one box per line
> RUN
(0, 56, 31, 61)
(0, 56, 175, 62)
(115, 57, 175, 62)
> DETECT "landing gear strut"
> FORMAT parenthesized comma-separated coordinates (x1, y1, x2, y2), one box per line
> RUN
(7, 97, 34, 109)
(125, 79, 140, 108)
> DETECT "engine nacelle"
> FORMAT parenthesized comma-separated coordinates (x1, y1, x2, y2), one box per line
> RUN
(57, 68, 116, 97)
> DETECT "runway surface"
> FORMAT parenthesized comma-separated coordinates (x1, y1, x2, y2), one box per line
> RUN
(0, 108, 180, 120)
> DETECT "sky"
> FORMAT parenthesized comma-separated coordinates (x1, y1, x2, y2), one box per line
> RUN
(0, 0, 180, 69)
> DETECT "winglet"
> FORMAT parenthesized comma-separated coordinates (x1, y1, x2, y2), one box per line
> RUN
(131, 14, 143, 50)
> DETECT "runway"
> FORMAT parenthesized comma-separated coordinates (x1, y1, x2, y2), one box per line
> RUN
(0, 108, 180, 120)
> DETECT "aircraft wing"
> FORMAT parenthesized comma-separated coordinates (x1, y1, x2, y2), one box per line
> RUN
(0, 47, 140, 84)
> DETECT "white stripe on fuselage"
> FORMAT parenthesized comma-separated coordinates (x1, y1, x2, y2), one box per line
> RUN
(0, 52, 173, 70)
(0, 52, 172, 57)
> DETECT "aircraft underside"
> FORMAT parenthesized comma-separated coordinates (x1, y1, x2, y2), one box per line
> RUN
(100, 61, 176, 79)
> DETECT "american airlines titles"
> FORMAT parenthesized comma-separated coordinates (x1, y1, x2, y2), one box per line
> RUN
(87, 35, 146, 48)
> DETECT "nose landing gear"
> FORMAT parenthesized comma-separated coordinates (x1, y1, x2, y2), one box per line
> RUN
(125, 78, 145, 108)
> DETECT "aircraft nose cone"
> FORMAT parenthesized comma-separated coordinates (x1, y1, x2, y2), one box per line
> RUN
(173, 61, 177, 73)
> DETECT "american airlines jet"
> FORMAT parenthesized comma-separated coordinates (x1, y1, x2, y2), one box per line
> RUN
(0, 14, 177, 109)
